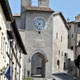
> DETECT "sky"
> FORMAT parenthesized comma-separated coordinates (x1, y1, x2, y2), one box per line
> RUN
(8, 0, 80, 21)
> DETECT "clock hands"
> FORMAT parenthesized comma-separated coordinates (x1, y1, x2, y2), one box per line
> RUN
(34, 17, 45, 30)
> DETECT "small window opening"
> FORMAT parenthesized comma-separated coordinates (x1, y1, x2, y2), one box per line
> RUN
(71, 46, 73, 50)
(38, 31, 41, 34)
(0, 27, 2, 30)
(65, 53, 67, 57)
(69, 25, 71, 29)
(78, 23, 80, 28)
(72, 34, 73, 38)
(2, 32, 4, 35)
(62, 51, 63, 56)
(32, 0, 38, 6)
(68, 35, 69, 39)
(61, 36, 62, 42)
(56, 33, 58, 39)
(59, 50, 60, 55)
(57, 60, 60, 66)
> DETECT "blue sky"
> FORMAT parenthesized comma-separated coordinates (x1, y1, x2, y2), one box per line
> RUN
(9, 0, 80, 21)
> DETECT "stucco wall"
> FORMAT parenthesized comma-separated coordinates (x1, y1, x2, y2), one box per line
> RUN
(0, 4, 10, 80)
(0, 4, 9, 70)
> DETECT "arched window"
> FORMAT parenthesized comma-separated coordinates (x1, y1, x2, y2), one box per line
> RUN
(57, 60, 60, 66)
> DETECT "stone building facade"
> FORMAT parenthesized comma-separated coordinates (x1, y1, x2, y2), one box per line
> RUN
(14, 0, 54, 80)
(53, 12, 74, 74)
(13, 0, 75, 80)
(68, 14, 80, 79)
(21, 6, 54, 80)
(53, 12, 68, 73)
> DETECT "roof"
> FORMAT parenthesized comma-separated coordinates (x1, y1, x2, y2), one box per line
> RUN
(11, 20, 27, 54)
(53, 12, 69, 30)
(22, 6, 54, 12)
(68, 21, 80, 24)
(0, 0, 13, 21)
(67, 21, 75, 24)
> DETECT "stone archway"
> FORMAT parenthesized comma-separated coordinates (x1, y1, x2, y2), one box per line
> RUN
(31, 52, 46, 78)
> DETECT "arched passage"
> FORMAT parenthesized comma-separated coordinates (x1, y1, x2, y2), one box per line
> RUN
(31, 52, 46, 77)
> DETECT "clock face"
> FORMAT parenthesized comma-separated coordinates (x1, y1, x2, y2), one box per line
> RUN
(34, 17, 45, 30)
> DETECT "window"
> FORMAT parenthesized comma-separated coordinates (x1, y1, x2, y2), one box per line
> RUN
(78, 23, 80, 28)
(71, 46, 73, 50)
(56, 33, 58, 39)
(57, 60, 60, 66)
(59, 50, 60, 55)
(0, 27, 2, 30)
(69, 25, 71, 29)
(2, 32, 4, 35)
(65, 53, 67, 57)
(68, 35, 69, 39)
(38, 31, 41, 34)
(68, 58, 71, 62)
(62, 51, 63, 56)
(79, 41, 80, 45)
(72, 34, 73, 38)
(61, 36, 62, 42)
(32, 0, 38, 6)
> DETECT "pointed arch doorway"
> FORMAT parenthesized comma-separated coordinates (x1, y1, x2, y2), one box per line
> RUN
(31, 52, 46, 78)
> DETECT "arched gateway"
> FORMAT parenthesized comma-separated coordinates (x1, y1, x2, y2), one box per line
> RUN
(31, 52, 46, 77)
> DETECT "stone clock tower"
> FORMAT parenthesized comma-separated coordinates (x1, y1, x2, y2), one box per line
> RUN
(21, 0, 54, 80)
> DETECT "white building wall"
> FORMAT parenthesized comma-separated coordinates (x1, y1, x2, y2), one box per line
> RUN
(0, 4, 9, 80)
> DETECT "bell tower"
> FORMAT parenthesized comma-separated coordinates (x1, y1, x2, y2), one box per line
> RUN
(38, 0, 49, 7)
(21, 0, 49, 7)
(21, 0, 31, 7)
